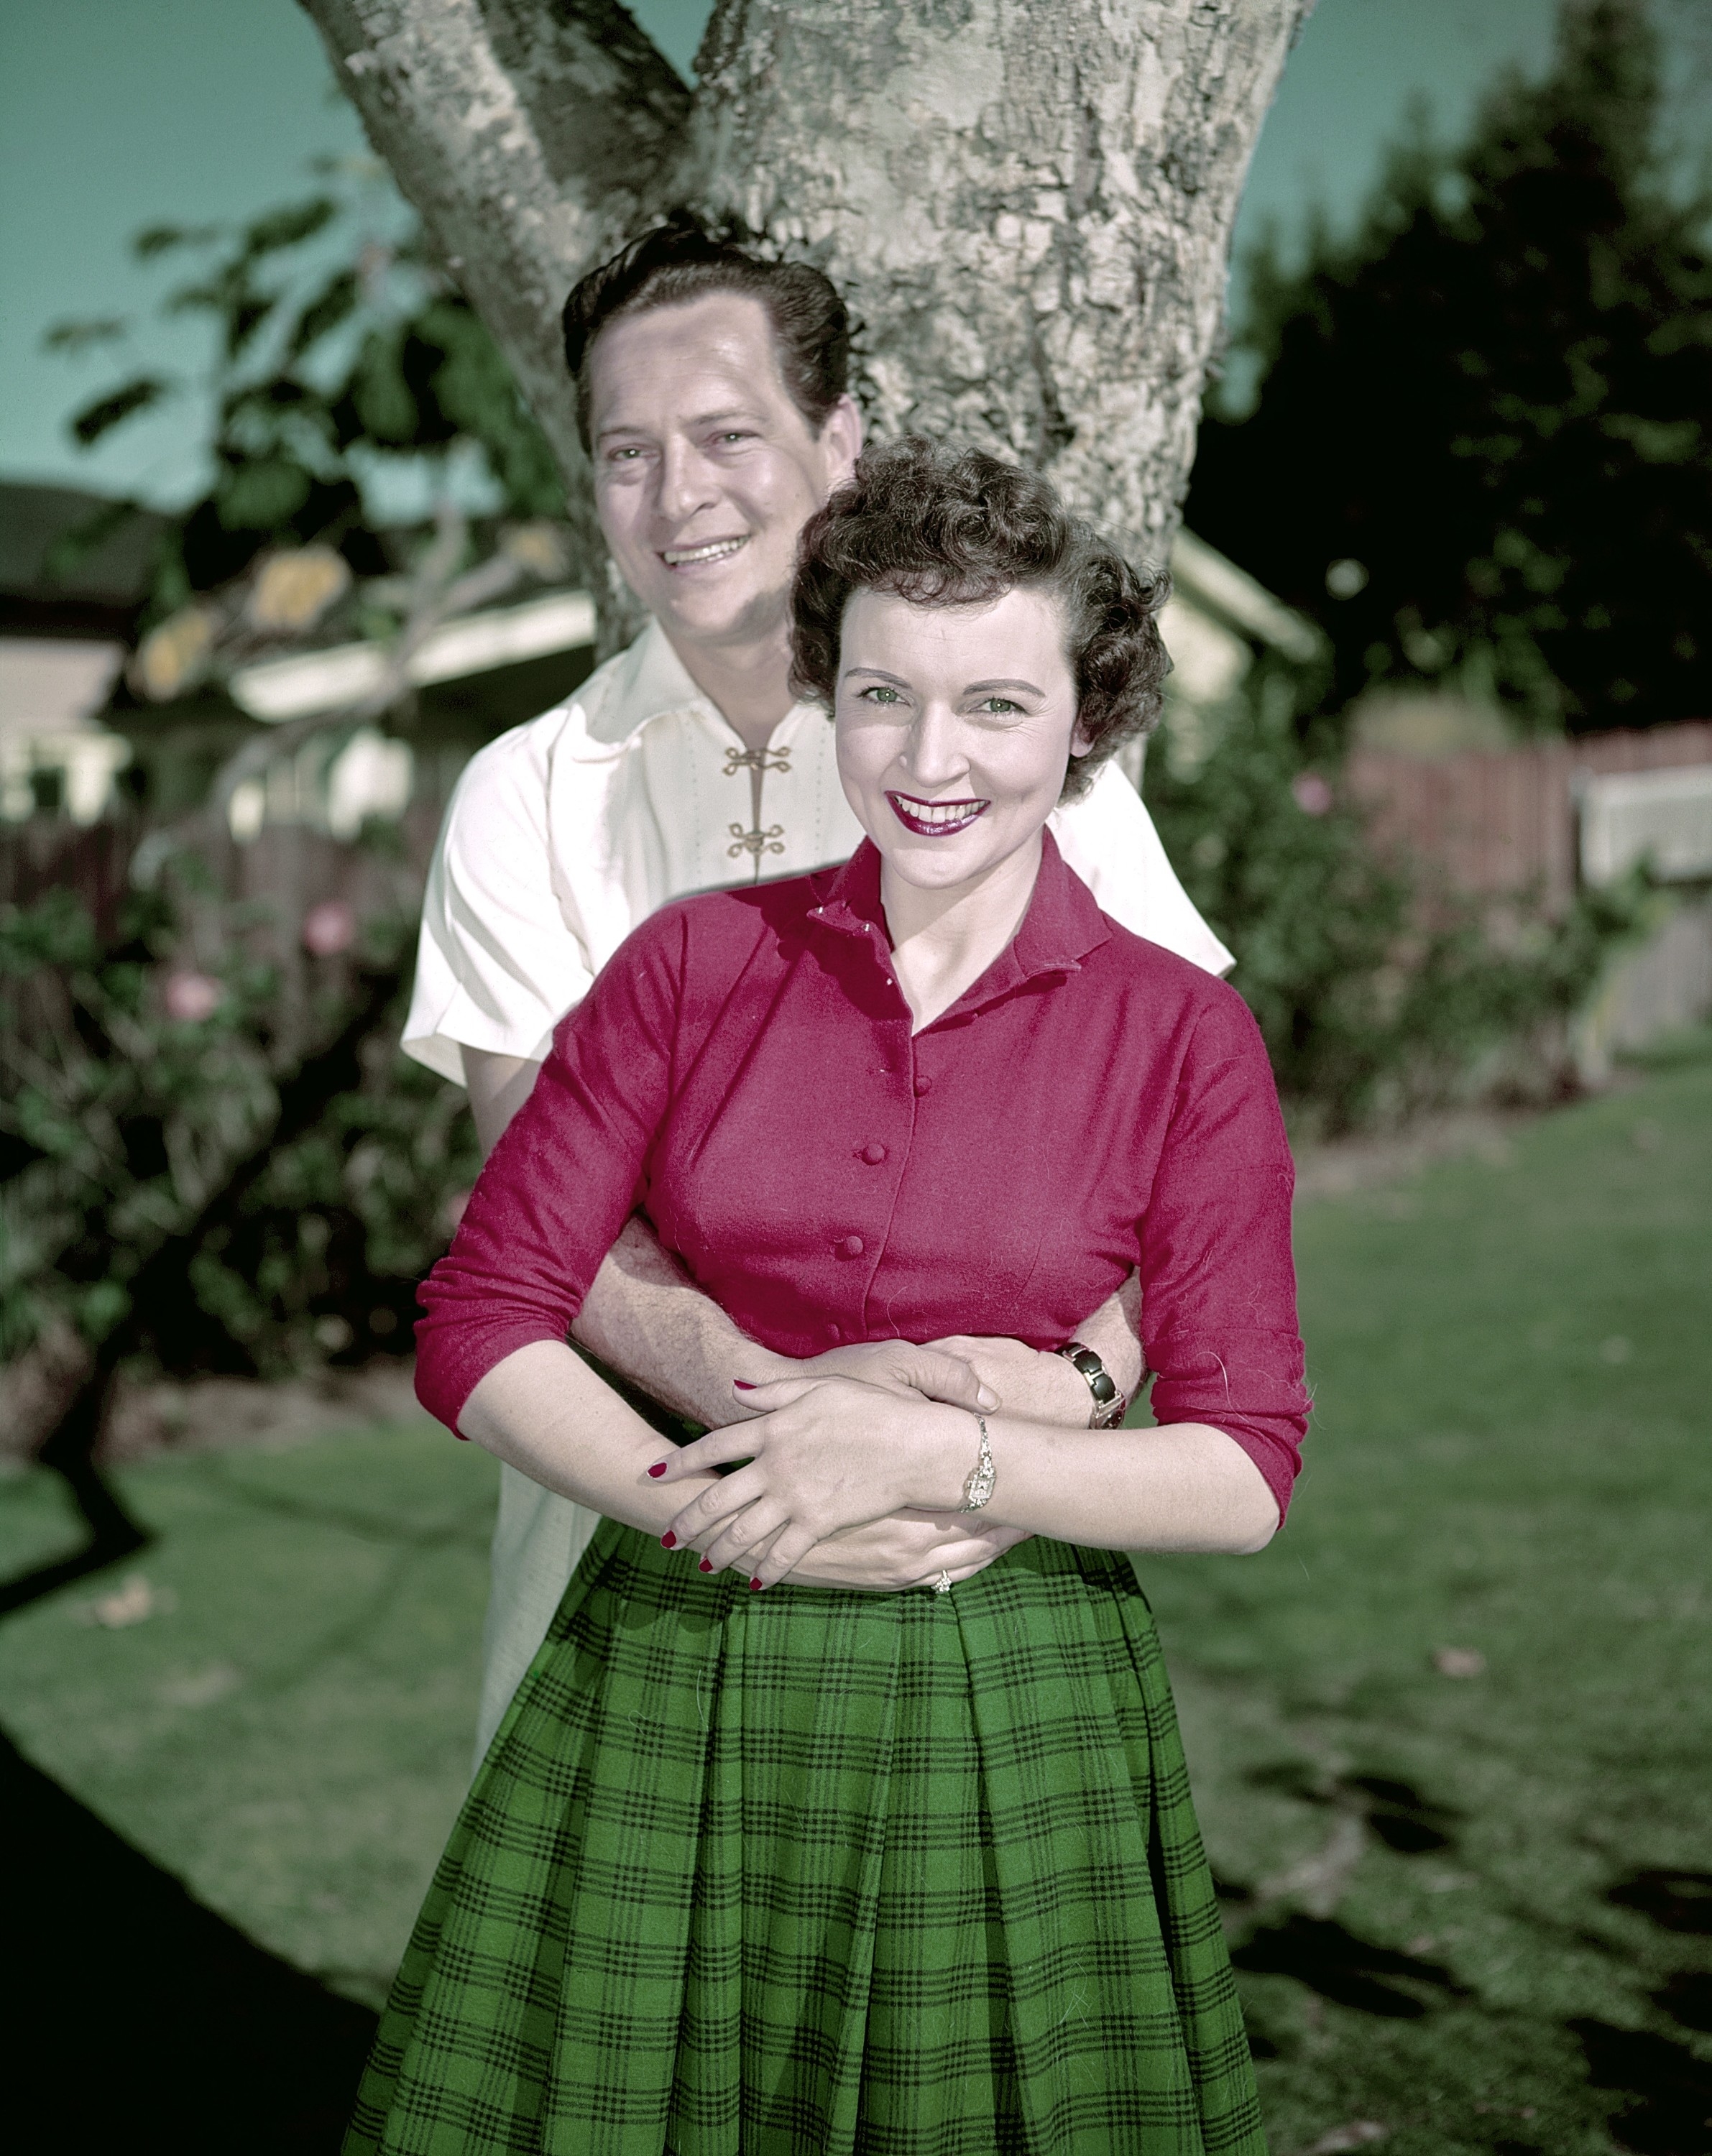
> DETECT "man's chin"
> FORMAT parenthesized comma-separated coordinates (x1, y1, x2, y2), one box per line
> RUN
(650, 573, 789, 652)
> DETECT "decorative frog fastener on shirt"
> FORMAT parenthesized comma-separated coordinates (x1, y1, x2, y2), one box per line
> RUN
(724, 745, 793, 874)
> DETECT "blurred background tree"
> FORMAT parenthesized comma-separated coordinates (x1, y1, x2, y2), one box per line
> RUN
(1187, 0, 1712, 737)
(48, 162, 564, 626)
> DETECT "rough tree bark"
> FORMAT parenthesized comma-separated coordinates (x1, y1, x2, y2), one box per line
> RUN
(300, 0, 1311, 590)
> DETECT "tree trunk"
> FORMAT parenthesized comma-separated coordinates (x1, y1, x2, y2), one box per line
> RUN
(300, 0, 1311, 584)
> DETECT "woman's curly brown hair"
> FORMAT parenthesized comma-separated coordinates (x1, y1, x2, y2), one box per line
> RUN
(789, 437, 1170, 801)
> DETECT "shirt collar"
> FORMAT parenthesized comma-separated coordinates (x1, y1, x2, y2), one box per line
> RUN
(581, 618, 820, 752)
(809, 827, 1110, 1015)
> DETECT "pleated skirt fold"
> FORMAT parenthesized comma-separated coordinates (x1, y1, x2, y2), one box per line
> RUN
(346, 1521, 1266, 2156)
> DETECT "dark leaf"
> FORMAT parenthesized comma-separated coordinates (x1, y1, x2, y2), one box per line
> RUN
(216, 458, 313, 532)
(133, 223, 221, 259)
(71, 377, 170, 446)
(228, 295, 278, 361)
(242, 197, 337, 258)
(349, 328, 419, 446)
(287, 270, 359, 361)
(42, 317, 129, 354)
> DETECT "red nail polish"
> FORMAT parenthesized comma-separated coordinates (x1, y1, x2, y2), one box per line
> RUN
(749, 1577, 763, 1593)
(647, 1461, 668, 1478)
(660, 1531, 676, 1549)
(699, 1557, 713, 1572)
(732, 1379, 756, 1391)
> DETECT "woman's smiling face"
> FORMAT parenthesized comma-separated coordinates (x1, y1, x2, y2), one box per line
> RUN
(834, 584, 1090, 898)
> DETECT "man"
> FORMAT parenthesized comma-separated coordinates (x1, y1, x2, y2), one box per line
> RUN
(403, 224, 1233, 1756)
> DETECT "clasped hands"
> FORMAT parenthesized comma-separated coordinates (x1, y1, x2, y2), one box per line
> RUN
(646, 1334, 1087, 1593)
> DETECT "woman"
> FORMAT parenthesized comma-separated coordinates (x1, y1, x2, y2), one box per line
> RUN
(349, 440, 1307, 2155)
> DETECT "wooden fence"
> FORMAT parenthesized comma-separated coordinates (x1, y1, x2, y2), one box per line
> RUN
(1345, 719, 1712, 1072)
(1344, 719, 1712, 912)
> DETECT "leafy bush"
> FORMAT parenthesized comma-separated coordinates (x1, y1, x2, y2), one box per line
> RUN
(0, 862, 477, 1380)
(1146, 662, 1652, 1130)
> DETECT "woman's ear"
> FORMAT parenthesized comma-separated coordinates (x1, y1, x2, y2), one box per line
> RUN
(1069, 720, 1098, 759)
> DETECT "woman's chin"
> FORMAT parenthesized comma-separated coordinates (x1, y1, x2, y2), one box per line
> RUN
(872, 822, 1039, 894)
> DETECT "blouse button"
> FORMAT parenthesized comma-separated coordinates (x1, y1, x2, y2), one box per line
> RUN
(913, 1074, 931, 1096)
(837, 1234, 865, 1258)
(858, 1141, 888, 1165)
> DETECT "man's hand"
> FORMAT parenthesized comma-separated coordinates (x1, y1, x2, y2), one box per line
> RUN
(733, 1337, 1000, 1416)
(921, 1335, 1102, 1427)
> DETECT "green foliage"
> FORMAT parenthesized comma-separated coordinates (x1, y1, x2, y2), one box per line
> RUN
(72, 377, 171, 446)
(0, 869, 477, 1379)
(1146, 663, 1651, 1129)
(50, 170, 565, 617)
(1189, 0, 1712, 734)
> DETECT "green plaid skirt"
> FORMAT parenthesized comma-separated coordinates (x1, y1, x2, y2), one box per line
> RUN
(346, 1521, 1266, 2155)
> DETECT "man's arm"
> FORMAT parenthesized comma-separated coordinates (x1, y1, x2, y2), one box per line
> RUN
(464, 1047, 1136, 1429)
(464, 1049, 545, 1156)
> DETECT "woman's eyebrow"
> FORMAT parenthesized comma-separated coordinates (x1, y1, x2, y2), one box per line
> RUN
(965, 678, 1045, 696)
(840, 665, 913, 686)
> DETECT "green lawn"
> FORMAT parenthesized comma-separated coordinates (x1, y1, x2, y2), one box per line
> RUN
(0, 1419, 497, 2014)
(1, 1044, 1708, 2155)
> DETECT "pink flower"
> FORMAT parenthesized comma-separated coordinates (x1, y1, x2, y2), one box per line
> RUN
(303, 899, 357, 957)
(164, 971, 222, 1023)
(1291, 772, 1334, 816)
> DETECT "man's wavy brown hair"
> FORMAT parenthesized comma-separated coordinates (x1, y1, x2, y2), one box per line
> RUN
(789, 438, 1170, 801)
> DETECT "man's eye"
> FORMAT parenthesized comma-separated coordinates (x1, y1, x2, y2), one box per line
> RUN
(716, 430, 754, 445)
(607, 445, 644, 462)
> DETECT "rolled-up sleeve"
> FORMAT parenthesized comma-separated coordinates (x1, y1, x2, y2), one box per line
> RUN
(402, 721, 597, 1084)
(1138, 995, 1309, 1521)
(414, 906, 686, 1432)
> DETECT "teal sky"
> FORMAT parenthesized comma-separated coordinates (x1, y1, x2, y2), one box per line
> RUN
(2, 0, 1705, 508)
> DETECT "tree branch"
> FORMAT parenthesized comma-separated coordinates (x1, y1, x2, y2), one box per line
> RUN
(297, 0, 692, 497)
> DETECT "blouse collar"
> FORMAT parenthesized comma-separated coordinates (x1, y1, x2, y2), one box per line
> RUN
(808, 826, 1110, 1018)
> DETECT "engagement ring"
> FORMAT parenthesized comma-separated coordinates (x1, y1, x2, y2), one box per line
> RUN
(934, 1570, 952, 1595)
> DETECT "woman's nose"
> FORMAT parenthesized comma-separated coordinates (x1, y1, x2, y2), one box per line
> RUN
(903, 704, 970, 788)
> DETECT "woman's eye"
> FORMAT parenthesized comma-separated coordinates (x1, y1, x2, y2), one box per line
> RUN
(857, 685, 904, 706)
(975, 696, 1022, 716)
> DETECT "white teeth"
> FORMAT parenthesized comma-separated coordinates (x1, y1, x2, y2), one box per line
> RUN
(900, 796, 981, 824)
(662, 538, 747, 566)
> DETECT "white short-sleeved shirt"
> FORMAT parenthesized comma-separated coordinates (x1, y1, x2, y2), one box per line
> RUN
(404, 618, 1233, 1769)
(403, 620, 1229, 1083)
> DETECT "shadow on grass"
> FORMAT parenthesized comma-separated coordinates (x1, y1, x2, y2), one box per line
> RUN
(4, 1724, 375, 2155)
(1584, 1868, 1712, 2156)
(1572, 2018, 1712, 2156)
(1232, 1912, 1467, 2019)
(0, 1370, 151, 1619)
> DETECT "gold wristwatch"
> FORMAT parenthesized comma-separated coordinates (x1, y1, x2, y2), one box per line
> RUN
(1053, 1341, 1126, 1428)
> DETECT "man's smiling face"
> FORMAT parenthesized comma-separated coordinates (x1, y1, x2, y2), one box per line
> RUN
(588, 292, 861, 660)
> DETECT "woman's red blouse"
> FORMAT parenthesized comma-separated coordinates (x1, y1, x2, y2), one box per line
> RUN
(416, 833, 1310, 1518)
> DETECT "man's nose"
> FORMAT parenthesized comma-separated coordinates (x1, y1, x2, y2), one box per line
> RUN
(655, 439, 718, 522)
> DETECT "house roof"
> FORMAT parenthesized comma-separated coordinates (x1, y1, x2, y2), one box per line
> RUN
(0, 482, 167, 640)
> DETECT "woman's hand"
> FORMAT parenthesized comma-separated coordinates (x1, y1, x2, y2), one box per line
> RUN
(653, 1375, 975, 1588)
(778, 1508, 1032, 1593)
